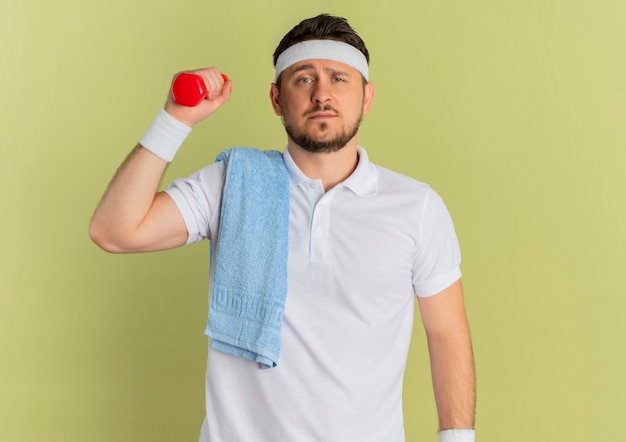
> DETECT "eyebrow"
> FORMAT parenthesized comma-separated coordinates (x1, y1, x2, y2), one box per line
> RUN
(291, 63, 351, 77)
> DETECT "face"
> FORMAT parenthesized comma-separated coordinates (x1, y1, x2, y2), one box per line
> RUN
(270, 59, 374, 153)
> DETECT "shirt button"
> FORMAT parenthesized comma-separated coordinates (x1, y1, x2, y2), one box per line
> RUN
(316, 228, 324, 236)
(309, 182, 316, 189)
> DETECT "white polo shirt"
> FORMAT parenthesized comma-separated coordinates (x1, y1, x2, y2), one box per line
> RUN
(165, 146, 462, 442)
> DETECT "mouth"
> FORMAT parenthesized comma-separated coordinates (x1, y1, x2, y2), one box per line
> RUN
(306, 104, 339, 119)
(307, 111, 338, 120)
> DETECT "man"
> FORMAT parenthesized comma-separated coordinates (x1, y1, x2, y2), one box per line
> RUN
(90, 14, 476, 442)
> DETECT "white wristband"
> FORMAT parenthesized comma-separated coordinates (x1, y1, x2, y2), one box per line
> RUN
(439, 429, 475, 442)
(139, 109, 192, 162)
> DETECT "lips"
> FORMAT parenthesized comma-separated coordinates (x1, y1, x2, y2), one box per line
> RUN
(306, 105, 339, 119)
(307, 110, 338, 119)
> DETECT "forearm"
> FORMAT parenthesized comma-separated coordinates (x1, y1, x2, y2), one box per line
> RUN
(89, 144, 170, 252)
(428, 328, 476, 431)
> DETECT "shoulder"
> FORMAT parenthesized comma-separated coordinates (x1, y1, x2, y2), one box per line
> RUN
(373, 163, 432, 199)
(369, 164, 456, 227)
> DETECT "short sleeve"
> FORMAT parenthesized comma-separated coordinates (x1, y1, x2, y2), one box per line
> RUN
(164, 161, 226, 245)
(412, 187, 462, 297)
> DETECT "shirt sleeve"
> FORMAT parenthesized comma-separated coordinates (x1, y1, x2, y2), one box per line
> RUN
(412, 187, 462, 297)
(163, 161, 226, 245)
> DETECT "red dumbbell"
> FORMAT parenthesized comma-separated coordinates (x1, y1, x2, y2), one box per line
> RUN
(171, 72, 229, 107)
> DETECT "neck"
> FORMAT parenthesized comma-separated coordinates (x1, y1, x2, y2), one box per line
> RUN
(287, 140, 359, 192)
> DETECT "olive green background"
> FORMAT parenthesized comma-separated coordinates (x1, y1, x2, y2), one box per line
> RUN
(1, 0, 624, 441)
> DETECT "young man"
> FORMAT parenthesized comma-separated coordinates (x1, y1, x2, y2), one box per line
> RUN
(90, 14, 476, 442)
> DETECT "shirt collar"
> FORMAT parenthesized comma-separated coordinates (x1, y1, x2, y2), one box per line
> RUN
(282, 146, 378, 196)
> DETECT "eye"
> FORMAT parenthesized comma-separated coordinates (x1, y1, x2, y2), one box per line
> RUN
(333, 76, 346, 83)
(298, 77, 313, 84)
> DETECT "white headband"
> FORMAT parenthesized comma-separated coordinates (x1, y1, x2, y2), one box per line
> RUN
(275, 39, 369, 82)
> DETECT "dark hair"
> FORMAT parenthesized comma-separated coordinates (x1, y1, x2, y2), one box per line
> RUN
(273, 14, 370, 68)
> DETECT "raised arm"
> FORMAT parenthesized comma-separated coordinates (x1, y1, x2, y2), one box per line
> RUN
(417, 279, 476, 439)
(89, 67, 232, 253)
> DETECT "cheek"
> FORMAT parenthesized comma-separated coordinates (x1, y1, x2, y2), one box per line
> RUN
(344, 98, 365, 118)
(278, 99, 304, 122)
(278, 101, 292, 119)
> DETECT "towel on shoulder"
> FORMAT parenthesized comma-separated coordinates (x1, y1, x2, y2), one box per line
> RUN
(206, 147, 290, 369)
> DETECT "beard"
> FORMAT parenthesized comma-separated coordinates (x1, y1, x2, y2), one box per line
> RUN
(283, 104, 363, 154)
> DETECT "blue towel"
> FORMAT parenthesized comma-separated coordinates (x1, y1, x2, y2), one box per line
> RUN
(205, 147, 290, 369)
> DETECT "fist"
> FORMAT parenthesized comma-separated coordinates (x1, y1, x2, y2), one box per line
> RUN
(165, 67, 232, 127)
(172, 72, 230, 106)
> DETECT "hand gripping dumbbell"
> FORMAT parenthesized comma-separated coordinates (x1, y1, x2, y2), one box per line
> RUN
(171, 72, 229, 107)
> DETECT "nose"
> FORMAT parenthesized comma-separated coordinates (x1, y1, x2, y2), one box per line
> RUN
(311, 79, 331, 104)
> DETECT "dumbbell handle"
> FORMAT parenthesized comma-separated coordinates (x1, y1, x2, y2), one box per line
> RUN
(171, 73, 229, 107)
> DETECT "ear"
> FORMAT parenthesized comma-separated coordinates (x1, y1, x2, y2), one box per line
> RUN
(270, 83, 282, 116)
(362, 82, 375, 115)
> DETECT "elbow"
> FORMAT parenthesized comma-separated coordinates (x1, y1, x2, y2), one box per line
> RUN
(88, 218, 129, 254)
